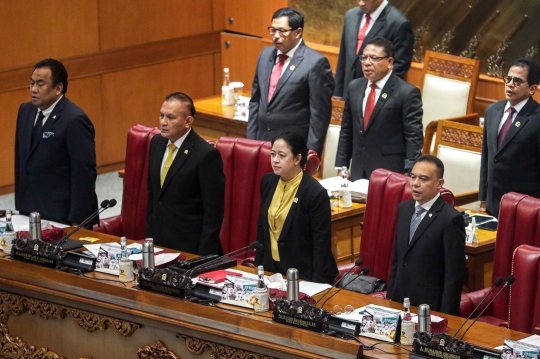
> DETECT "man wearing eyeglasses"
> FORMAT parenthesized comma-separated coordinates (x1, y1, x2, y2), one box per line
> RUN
(334, 0, 413, 98)
(247, 8, 334, 157)
(336, 37, 423, 180)
(479, 58, 540, 217)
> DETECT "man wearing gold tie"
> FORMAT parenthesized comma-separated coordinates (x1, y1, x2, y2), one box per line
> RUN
(145, 92, 225, 255)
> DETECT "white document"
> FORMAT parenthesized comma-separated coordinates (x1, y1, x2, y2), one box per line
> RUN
(495, 335, 540, 350)
(319, 176, 369, 199)
(0, 214, 70, 231)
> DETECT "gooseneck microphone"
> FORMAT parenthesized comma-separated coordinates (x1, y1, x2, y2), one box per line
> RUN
(459, 275, 515, 340)
(55, 199, 117, 249)
(452, 276, 504, 338)
(185, 241, 263, 278)
(319, 267, 370, 309)
(315, 258, 364, 307)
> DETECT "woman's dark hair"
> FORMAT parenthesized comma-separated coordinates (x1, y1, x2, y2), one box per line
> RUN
(271, 131, 308, 166)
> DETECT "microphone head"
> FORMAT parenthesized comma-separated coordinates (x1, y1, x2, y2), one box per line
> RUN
(100, 199, 110, 208)
(249, 241, 263, 251)
(360, 267, 369, 275)
(506, 275, 515, 285)
(354, 258, 363, 266)
(494, 277, 504, 287)
(108, 199, 118, 208)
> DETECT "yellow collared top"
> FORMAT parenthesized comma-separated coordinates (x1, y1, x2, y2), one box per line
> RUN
(268, 171, 303, 261)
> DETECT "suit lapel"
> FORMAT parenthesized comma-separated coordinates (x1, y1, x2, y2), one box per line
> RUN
(29, 96, 67, 155)
(498, 98, 537, 152)
(262, 49, 277, 107)
(408, 196, 444, 250)
(356, 78, 368, 129)
(489, 102, 505, 153)
(365, 73, 396, 132)
(277, 172, 307, 243)
(24, 106, 39, 157)
(161, 130, 195, 193)
(270, 43, 306, 104)
(363, 5, 388, 45)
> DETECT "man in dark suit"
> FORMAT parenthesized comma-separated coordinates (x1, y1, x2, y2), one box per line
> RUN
(145, 92, 225, 255)
(334, 0, 413, 98)
(15, 58, 98, 226)
(247, 7, 335, 157)
(335, 37, 423, 181)
(387, 155, 466, 315)
(480, 58, 540, 217)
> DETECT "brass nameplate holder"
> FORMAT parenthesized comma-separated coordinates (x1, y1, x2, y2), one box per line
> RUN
(138, 267, 194, 299)
(11, 238, 63, 269)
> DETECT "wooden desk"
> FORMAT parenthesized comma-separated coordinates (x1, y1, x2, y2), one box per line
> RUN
(0, 229, 529, 359)
(331, 202, 365, 265)
(192, 96, 247, 141)
(464, 228, 496, 292)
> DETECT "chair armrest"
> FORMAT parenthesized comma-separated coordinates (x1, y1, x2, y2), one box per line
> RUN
(459, 287, 491, 318)
(368, 291, 387, 299)
(422, 113, 479, 154)
(241, 256, 256, 268)
(92, 215, 123, 237)
(454, 191, 479, 207)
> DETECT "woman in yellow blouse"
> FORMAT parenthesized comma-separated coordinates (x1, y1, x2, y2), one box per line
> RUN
(254, 132, 338, 284)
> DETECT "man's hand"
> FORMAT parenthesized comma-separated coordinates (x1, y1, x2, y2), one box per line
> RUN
(479, 201, 487, 212)
(337, 169, 351, 179)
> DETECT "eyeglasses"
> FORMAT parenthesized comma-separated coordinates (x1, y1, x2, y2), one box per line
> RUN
(360, 55, 390, 63)
(268, 27, 297, 36)
(331, 304, 355, 315)
(503, 75, 528, 86)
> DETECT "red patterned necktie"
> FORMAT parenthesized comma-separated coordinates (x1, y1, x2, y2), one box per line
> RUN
(497, 107, 515, 149)
(363, 83, 377, 131)
(268, 54, 288, 102)
(356, 14, 371, 55)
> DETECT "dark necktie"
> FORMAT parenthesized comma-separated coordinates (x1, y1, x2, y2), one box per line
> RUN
(497, 107, 515, 149)
(364, 83, 377, 131)
(268, 54, 288, 102)
(409, 206, 426, 243)
(31, 111, 45, 147)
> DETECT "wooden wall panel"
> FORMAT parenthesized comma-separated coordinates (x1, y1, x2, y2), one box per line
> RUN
(98, 0, 213, 51)
(212, 0, 226, 32)
(0, 1, 99, 69)
(221, 33, 265, 93)
(100, 56, 215, 164)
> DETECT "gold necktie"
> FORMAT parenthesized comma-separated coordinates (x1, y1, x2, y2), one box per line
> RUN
(161, 144, 177, 187)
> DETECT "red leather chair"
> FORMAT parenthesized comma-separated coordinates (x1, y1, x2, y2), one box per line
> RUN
(337, 169, 455, 286)
(460, 192, 540, 325)
(216, 137, 320, 257)
(93, 124, 160, 239)
(507, 245, 540, 334)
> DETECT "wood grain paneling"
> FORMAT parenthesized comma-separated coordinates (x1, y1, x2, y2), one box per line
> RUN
(100, 56, 215, 164)
(221, 33, 265, 93)
(224, 0, 288, 37)
(212, 0, 226, 32)
(98, 0, 213, 50)
(0, 1, 99, 69)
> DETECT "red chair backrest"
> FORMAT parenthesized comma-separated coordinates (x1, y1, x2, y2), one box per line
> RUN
(508, 244, 540, 333)
(360, 169, 455, 283)
(121, 124, 161, 239)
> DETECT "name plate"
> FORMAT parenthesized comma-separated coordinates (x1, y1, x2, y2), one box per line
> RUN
(413, 333, 474, 359)
(273, 312, 324, 333)
(138, 267, 194, 299)
(11, 248, 60, 269)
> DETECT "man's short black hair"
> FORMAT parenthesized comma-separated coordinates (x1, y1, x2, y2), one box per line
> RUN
(34, 58, 68, 94)
(165, 92, 196, 117)
(272, 8, 304, 31)
(415, 154, 444, 178)
(364, 37, 394, 58)
(511, 58, 540, 86)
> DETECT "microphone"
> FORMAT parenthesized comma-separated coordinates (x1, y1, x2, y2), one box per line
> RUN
(452, 276, 504, 337)
(184, 241, 263, 278)
(459, 275, 515, 340)
(55, 199, 117, 249)
(319, 267, 370, 309)
(315, 258, 364, 307)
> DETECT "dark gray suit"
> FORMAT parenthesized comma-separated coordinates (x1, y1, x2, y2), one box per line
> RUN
(479, 98, 540, 217)
(334, 4, 413, 98)
(335, 72, 423, 181)
(387, 196, 466, 316)
(247, 41, 335, 156)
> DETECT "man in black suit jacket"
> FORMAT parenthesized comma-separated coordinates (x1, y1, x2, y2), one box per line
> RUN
(335, 38, 423, 181)
(145, 92, 225, 255)
(15, 59, 98, 226)
(334, 0, 413, 98)
(247, 7, 334, 157)
(387, 155, 466, 316)
(480, 58, 540, 217)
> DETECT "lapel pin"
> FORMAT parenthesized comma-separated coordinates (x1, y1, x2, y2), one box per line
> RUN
(381, 93, 387, 99)
(184, 150, 188, 154)
(515, 121, 521, 127)
(429, 213, 432, 218)
(53, 115, 57, 119)
(290, 65, 296, 71)
(293, 197, 298, 203)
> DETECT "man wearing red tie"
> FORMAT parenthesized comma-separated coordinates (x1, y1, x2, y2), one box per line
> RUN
(335, 37, 423, 181)
(334, 0, 413, 98)
(479, 58, 540, 217)
(247, 8, 334, 157)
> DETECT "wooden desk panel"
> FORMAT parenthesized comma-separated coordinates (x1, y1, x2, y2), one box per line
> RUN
(0, 229, 529, 359)
(192, 96, 247, 141)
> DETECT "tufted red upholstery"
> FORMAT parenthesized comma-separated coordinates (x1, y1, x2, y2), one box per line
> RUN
(216, 137, 320, 257)
(337, 169, 455, 284)
(508, 245, 540, 334)
(460, 192, 540, 325)
(93, 124, 160, 239)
